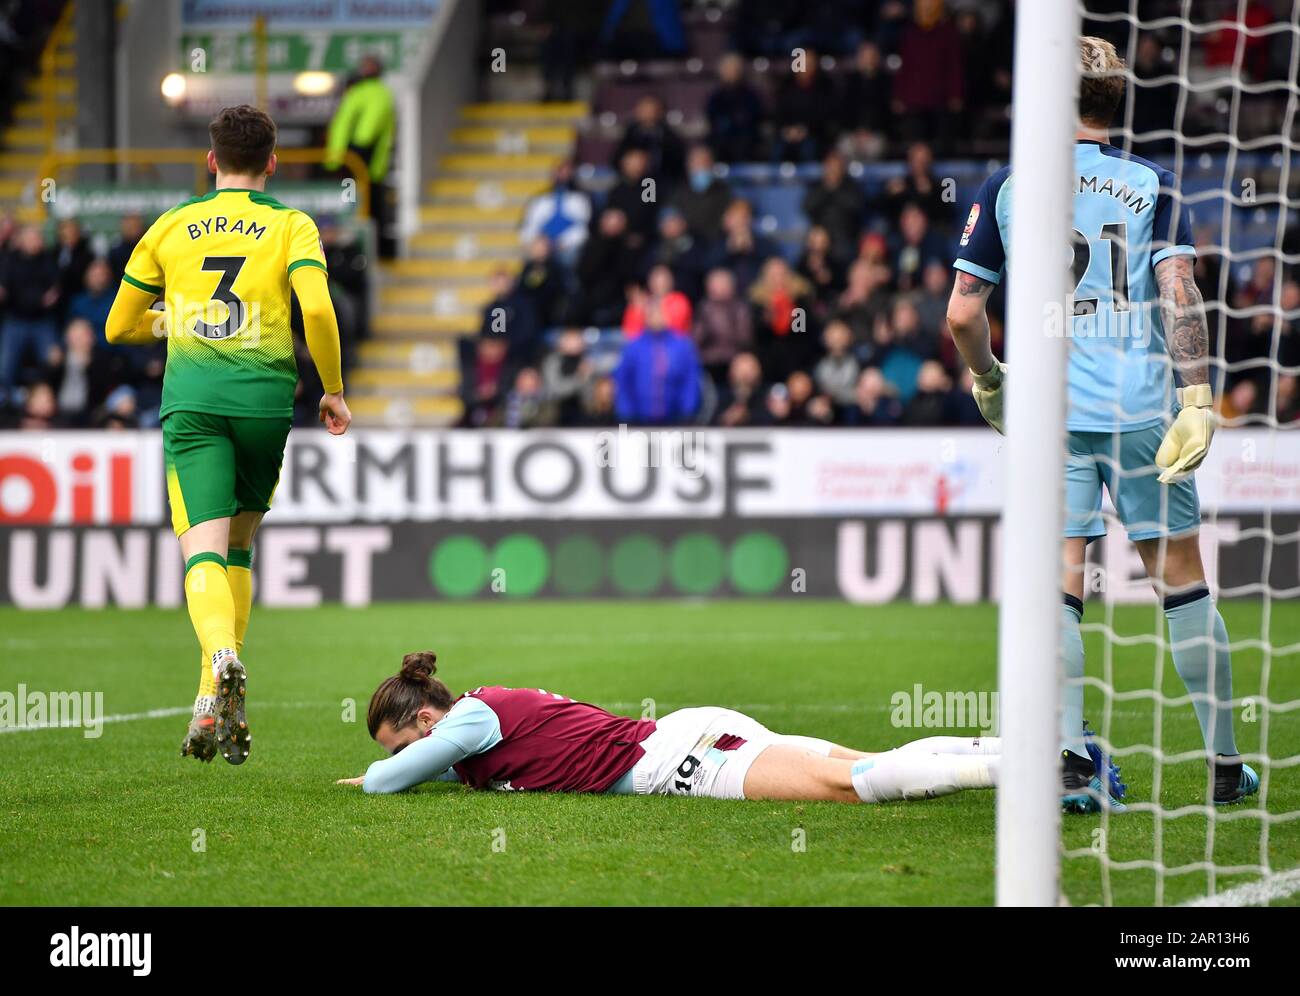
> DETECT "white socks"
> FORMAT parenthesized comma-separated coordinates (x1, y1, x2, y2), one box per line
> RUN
(849, 736, 1002, 803)
(211, 648, 238, 681)
(851, 752, 999, 803)
(890, 735, 1000, 757)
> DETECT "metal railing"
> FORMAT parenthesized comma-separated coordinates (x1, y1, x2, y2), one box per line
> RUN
(31, 147, 372, 221)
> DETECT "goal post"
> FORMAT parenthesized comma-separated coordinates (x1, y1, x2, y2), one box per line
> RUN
(995, 0, 1081, 907)
(999, 0, 1300, 908)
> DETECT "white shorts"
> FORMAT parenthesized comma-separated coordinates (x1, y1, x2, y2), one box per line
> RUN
(630, 707, 832, 800)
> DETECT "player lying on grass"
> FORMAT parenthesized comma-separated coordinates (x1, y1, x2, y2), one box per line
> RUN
(946, 37, 1257, 812)
(106, 105, 352, 766)
(337, 652, 1003, 803)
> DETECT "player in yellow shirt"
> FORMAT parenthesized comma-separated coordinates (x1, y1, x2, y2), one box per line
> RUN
(106, 105, 352, 765)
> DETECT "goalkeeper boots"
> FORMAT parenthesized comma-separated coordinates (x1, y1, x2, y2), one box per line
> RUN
(180, 695, 218, 762)
(1212, 759, 1260, 806)
(1061, 750, 1127, 815)
(213, 651, 251, 765)
(1084, 722, 1127, 800)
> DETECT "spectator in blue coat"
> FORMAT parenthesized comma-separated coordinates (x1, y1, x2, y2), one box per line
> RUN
(613, 302, 702, 425)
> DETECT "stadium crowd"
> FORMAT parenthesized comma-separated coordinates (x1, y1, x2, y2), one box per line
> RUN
(462, 0, 1300, 429)
(3, 0, 1300, 431)
(0, 211, 370, 430)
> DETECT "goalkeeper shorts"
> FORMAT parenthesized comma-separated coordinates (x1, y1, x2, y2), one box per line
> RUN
(162, 410, 292, 536)
(1064, 423, 1200, 542)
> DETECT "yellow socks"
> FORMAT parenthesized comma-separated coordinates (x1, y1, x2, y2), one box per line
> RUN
(188, 549, 253, 701)
(227, 548, 253, 652)
(185, 553, 238, 697)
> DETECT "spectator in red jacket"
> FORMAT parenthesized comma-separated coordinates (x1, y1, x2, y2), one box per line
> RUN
(749, 256, 816, 381)
(1203, 1, 1274, 81)
(623, 264, 693, 337)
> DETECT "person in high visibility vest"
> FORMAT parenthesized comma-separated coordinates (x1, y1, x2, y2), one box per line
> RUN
(326, 55, 397, 258)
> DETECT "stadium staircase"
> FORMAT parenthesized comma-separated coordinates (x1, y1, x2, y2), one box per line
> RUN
(0, 6, 76, 224)
(351, 101, 587, 427)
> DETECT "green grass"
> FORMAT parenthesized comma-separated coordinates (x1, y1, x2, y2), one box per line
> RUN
(1, 600, 1297, 906)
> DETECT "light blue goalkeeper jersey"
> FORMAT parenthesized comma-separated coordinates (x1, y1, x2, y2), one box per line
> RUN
(952, 140, 1196, 432)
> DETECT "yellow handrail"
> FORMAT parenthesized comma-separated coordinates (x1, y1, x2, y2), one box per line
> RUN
(39, 4, 75, 143)
(253, 15, 268, 111)
(33, 147, 371, 220)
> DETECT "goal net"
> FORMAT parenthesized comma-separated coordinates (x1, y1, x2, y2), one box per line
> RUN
(1000, 0, 1300, 906)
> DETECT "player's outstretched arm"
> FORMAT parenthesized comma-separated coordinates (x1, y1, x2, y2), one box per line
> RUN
(946, 271, 1006, 433)
(340, 699, 500, 794)
(105, 283, 166, 346)
(289, 264, 351, 435)
(1153, 255, 1214, 483)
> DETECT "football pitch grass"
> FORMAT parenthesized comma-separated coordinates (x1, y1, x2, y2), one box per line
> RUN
(1, 599, 1297, 907)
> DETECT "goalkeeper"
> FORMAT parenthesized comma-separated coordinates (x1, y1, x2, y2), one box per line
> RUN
(106, 105, 352, 766)
(945, 37, 1255, 811)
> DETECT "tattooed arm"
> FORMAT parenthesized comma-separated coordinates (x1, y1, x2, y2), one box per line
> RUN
(946, 270, 998, 376)
(1154, 254, 1211, 388)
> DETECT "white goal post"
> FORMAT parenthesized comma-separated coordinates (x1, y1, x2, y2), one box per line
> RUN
(995, 0, 1081, 907)
(998, 0, 1300, 908)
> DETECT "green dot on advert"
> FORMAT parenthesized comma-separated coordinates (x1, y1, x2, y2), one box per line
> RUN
(729, 532, 789, 595)
(553, 535, 604, 595)
(610, 535, 666, 596)
(430, 535, 489, 598)
(491, 533, 549, 597)
(669, 533, 725, 595)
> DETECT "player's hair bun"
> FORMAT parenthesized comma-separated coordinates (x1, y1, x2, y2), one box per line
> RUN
(368, 651, 453, 738)
(399, 651, 438, 686)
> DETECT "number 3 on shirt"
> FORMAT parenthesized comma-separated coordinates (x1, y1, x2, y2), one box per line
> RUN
(195, 255, 247, 339)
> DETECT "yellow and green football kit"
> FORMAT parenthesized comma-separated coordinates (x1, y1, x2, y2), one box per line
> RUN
(107, 185, 346, 715)
(110, 186, 344, 536)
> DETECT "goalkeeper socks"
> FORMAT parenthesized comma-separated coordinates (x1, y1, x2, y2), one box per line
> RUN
(850, 753, 998, 803)
(227, 547, 253, 652)
(1165, 587, 1239, 758)
(184, 553, 238, 681)
(891, 735, 1001, 756)
(1060, 596, 1089, 758)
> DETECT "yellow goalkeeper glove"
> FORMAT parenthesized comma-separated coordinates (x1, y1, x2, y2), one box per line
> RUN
(1156, 383, 1215, 484)
(971, 361, 1007, 435)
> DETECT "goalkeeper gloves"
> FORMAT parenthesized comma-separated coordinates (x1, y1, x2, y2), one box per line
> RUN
(971, 361, 1007, 435)
(1156, 383, 1215, 484)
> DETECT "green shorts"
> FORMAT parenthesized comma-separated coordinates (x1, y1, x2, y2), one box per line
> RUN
(162, 411, 292, 537)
